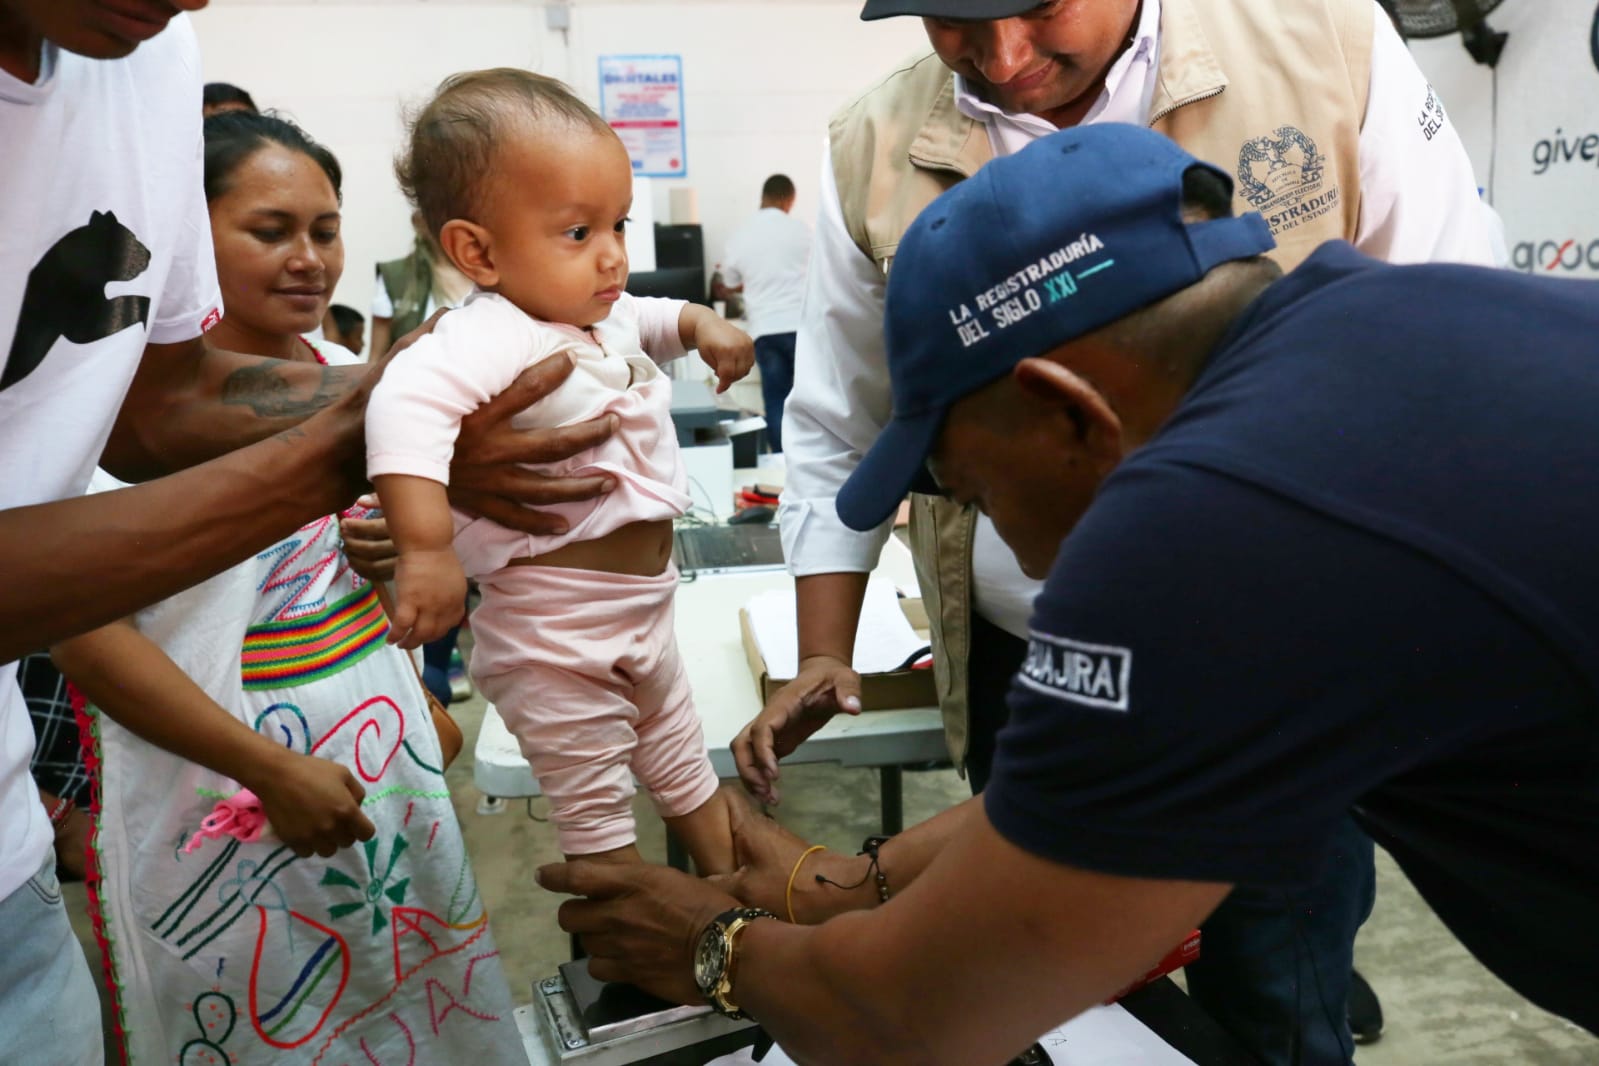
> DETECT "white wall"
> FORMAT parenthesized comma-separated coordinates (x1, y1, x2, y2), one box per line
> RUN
(191, 1, 925, 322)
(556, 5, 923, 281)
(187, 0, 1599, 313)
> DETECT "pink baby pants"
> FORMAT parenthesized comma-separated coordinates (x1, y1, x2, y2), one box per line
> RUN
(470, 563, 719, 855)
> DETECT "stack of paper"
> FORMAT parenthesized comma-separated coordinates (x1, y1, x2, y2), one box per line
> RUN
(744, 578, 928, 679)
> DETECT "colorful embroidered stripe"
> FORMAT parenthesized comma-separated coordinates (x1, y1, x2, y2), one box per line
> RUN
(241, 585, 388, 689)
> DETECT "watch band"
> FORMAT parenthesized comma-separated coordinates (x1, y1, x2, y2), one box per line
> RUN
(698, 906, 776, 1019)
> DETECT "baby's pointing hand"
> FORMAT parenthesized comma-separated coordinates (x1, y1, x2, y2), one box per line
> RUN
(695, 316, 754, 393)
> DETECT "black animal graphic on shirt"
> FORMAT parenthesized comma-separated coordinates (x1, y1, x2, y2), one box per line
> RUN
(2, 210, 152, 392)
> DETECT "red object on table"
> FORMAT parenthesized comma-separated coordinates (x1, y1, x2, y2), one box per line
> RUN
(1107, 930, 1202, 1004)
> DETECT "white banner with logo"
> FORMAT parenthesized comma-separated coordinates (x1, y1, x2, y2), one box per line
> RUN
(598, 54, 687, 179)
(1414, 0, 1599, 277)
(1494, 0, 1599, 276)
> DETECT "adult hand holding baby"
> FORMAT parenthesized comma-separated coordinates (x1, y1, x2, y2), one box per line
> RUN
(351, 313, 620, 536)
(709, 799, 874, 924)
(539, 858, 739, 1006)
(450, 353, 621, 532)
(340, 494, 396, 582)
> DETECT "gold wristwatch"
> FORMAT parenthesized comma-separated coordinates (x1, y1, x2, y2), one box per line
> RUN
(693, 907, 776, 1019)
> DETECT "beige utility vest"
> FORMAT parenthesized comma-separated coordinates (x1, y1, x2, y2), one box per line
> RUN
(829, 0, 1372, 767)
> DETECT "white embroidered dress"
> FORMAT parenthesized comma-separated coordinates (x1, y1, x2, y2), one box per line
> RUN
(86, 339, 527, 1065)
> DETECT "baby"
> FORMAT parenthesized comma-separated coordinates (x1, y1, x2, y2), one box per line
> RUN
(367, 69, 752, 871)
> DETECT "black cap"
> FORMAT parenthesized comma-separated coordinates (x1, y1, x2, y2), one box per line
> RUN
(860, 0, 1041, 20)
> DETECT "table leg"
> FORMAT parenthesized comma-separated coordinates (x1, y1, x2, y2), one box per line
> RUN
(879, 766, 904, 835)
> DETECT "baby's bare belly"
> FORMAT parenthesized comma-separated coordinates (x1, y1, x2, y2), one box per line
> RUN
(508, 517, 674, 576)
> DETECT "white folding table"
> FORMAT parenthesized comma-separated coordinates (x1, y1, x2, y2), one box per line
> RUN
(471, 535, 948, 835)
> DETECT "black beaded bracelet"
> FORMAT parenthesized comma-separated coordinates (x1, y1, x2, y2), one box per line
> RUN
(860, 835, 891, 903)
(813, 833, 893, 903)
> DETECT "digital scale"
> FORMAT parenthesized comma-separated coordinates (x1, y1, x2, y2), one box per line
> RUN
(527, 962, 762, 1066)
(519, 963, 1062, 1066)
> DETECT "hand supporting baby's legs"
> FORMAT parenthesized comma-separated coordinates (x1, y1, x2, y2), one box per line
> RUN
(564, 842, 646, 865)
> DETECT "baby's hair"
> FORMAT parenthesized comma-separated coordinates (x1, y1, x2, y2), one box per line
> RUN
(395, 68, 616, 239)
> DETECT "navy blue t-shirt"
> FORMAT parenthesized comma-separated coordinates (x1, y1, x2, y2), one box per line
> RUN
(985, 243, 1599, 1031)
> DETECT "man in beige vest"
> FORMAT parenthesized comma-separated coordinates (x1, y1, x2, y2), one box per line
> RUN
(735, 0, 1497, 1062)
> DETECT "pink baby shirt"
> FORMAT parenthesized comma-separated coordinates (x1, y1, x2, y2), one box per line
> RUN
(366, 292, 693, 576)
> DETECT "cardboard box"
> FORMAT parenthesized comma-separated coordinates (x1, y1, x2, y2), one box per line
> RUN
(739, 598, 937, 711)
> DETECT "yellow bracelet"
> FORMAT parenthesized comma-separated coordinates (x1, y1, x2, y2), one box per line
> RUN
(785, 845, 828, 924)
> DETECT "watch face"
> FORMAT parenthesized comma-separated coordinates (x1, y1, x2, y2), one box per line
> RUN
(693, 924, 728, 994)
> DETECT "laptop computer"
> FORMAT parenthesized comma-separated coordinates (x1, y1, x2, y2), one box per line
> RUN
(673, 522, 786, 575)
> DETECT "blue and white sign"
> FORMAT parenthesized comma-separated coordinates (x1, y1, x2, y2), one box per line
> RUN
(598, 54, 687, 178)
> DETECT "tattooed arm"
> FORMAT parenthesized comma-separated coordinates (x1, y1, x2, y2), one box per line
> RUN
(0, 334, 616, 661)
(102, 337, 361, 480)
(104, 334, 623, 519)
(0, 340, 366, 661)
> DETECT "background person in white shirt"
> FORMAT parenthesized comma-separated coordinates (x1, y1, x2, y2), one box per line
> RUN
(718, 174, 811, 452)
(735, 0, 1498, 1062)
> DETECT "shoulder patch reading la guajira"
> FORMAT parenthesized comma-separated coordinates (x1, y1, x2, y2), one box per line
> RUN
(1017, 632, 1132, 712)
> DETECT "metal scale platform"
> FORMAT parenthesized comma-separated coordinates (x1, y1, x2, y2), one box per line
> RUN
(528, 962, 761, 1066)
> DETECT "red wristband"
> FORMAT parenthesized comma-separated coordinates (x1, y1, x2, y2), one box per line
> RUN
(46, 796, 76, 829)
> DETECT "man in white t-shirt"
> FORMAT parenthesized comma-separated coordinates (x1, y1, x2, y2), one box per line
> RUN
(1, 9, 217, 1059)
(0, 4, 618, 1059)
(719, 175, 811, 452)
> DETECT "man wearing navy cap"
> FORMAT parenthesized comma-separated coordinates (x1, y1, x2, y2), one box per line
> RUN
(541, 125, 1599, 1064)
(747, 0, 1501, 1054)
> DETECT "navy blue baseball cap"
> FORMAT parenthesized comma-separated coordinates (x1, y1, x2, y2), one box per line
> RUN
(836, 124, 1276, 532)
(861, 0, 1038, 19)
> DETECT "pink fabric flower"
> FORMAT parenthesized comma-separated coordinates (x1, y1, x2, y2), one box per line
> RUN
(183, 789, 268, 853)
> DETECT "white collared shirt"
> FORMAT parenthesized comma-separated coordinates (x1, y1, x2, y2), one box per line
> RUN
(779, 0, 1501, 639)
